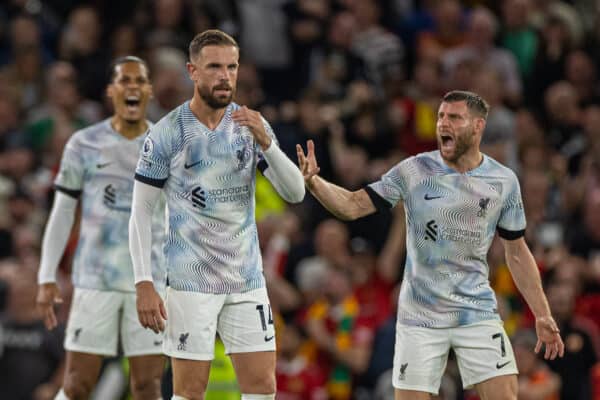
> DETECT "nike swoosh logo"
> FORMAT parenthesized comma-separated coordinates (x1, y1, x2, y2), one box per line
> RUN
(496, 361, 511, 369)
(96, 162, 112, 169)
(264, 335, 274, 342)
(424, 194, 442, 200)
(184, 161, 202, 169)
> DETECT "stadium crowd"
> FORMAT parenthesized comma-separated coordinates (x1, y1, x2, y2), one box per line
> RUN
(0, 0, 599, 399)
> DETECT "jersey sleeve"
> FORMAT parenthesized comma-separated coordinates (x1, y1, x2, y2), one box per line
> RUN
(366, 157, 412, 210)
(497, 171, 526, 240)
(54, 134, 85, 198)
(134, 120, 175, 188)
(256, 117, 279, 173)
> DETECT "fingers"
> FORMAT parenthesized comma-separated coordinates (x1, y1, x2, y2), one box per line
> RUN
(42, 305, 57, 330)
(557, 335, 565, 357)
(307, 139, 315, 156)
(138, 305, 166, 334)
(232, 106, 259, 126)
(534, 338, 542, 354)
(296, 144, 306, 167)
(159, 299, 168, 320)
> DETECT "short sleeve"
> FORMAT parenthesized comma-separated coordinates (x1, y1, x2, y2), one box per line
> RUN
(256, 117, 279, 173)
(366, 158, 411, 209)
(135, 122, 174, 188)
(54, 135, 84, 198)
(497, 172, 526, 240)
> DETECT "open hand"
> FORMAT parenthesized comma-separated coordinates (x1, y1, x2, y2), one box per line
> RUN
(36, 283, 63, 330)
(296, 140, 320, 187)
(136, 281, 167, 333)
(534, 315, 565, 360)
(231, 106, 271, 149)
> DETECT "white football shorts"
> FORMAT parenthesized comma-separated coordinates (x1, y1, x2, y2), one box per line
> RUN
(393, 319, 518, 394)
(163, 286, 276, 360)
(64, 287, 165, 357)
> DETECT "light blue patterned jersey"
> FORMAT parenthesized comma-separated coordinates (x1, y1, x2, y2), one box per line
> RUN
(54, 119, 167, 292)
(134, 102, 276, 294)
(368, 151, 526, 328)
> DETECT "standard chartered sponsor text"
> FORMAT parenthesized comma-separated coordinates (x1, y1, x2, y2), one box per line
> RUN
(208, 185, 250, 203)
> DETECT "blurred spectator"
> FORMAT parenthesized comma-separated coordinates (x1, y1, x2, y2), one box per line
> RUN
(442, 6, 522, 104)
(526, 12, 574, 109)
(237, 0, 293, 102)
(25, 61, 100, 156)
(0, 86, 26, 151)
(58, 6, 108, 101)
(304, 265, 374, 400)
(416, 0, 466, 62)
(109, 24, 143, 60)
(0, 14, 49, 109)
(0, 261, 65, 400)
(387, 58, 442, 156)
(144, 0, 194, 51)
(569, 184, 600, 262)
(284, 0, 332, 99)
(312, 11, 364, 101)
(348, 237, 394, 330)
(543, 80, 583, 151)
(472, 67, 518, 169)
(564, 50, 600, 106)
(145, 47, 191, 121)
(276, 323, 328, 400)
(545, 271, 599, 400)
(348, 0, 404, 96)
(513, 329, 561, 400)
(500, 0, 538, 79)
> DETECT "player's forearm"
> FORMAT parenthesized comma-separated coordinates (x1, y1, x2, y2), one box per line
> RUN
(307, 176, 364, 221)
(38, 191, 78, 284)
(505, 243, 552, 318)
(262, 143, 305, 203)
(129, 180, 161, 284)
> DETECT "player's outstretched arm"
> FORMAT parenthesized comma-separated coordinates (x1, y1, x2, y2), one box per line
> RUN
(129, 180, 167, 333)
(297, 140, 376, 220)
(37, 191, 78, 330)
(502, 237, 565, 360)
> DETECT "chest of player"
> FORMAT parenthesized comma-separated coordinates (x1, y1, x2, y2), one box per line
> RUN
(179, 130, 257, 180)
(407, 174, 503, 243)
(83, 141, 140, 212)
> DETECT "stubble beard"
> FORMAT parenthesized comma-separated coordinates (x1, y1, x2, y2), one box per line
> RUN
(439, 128, 474, 164)
(198, 84, 234, 109)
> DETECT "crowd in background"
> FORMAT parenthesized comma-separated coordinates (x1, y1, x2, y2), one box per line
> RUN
(0, 0, 599, 399)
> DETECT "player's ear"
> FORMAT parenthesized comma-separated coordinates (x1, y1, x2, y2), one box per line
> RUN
(186, 62, 196, 80)
(106, 84, 114, 100)
(475, 117, 485, 135)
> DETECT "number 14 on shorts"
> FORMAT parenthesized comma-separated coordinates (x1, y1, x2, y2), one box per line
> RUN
(256, 304, 274, 342)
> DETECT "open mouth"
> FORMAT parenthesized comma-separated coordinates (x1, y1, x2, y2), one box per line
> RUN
(441, 134, 454, 146)
(125, 96, 141, 110)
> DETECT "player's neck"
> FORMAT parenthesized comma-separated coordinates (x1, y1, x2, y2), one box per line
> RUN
(189, 96, 227, 130)
(111, 116, 148, 139)
(445, 149, 484, 173)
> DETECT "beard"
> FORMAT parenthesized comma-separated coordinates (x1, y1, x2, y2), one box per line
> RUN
(438, 127, 474, 163)
(198, 83, 234, 109)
